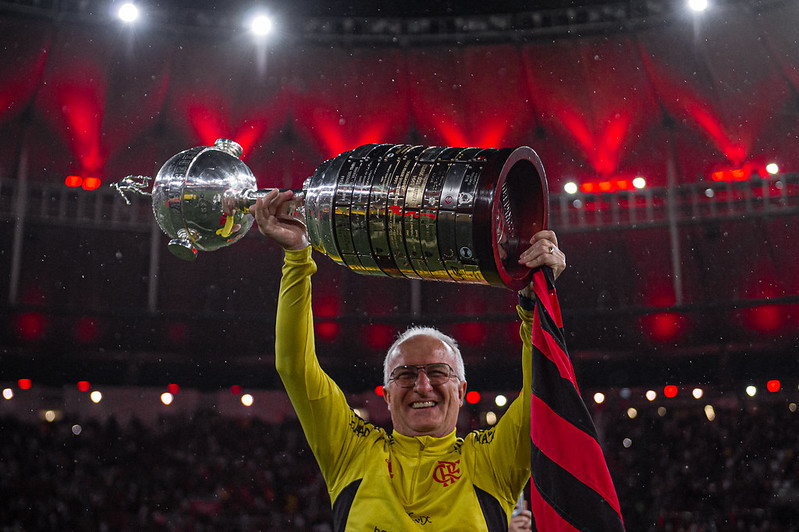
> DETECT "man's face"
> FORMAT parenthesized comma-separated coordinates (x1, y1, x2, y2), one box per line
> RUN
(382, 335, 467, 438)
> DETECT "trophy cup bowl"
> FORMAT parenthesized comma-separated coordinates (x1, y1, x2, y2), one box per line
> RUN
(114, 139, 549, 290)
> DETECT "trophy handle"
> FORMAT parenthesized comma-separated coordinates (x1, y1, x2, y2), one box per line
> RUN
(111, 175, 153, 205)
(227, 188, 306, 219)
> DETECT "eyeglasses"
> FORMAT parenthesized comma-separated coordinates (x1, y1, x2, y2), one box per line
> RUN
(388, 363, 458, 388)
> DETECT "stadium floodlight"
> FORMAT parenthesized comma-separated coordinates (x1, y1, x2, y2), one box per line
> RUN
(688, 0, 708, 12)
(118, 2, 140, 23)
(564, 182, 578, 195)
(766, 163, 779, 175)
(250, 14, 274, 36)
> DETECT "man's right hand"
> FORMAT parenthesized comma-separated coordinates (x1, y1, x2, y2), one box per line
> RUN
(249, 189, 310, 251)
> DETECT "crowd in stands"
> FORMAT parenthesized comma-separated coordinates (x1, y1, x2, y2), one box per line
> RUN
(0, 400, 796, 530)
(604, 401, 797, 531)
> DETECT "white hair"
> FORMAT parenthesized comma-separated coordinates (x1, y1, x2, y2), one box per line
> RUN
(382, 326, 466, 386)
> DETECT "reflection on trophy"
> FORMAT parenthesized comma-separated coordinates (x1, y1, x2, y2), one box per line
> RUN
(113, 138, 549, 290)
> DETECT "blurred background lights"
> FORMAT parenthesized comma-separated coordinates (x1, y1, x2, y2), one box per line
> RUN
(465, 391, 481, 404)
(622, 438, 632, 448)
(657, 406, 667, 417)
(160, 392, 174, 405)
(241, 393, 254, 406)
(766, 379, 780, 393)
(118, 2, 139, 22)
(485, 411, 497, 425)
(167, 383, 180, 394)
(620, 388, 631, 399)
(71, 424, 82, 436)
(564, 182, 578, 194)
(250, 14, 273, 35)
(664, 384, 678, 398)
(594, 392, 606, 404)
(790, 403, 797, 413)
(766, 163, 779, 175)
(44, 410, 56, 422)
(692, 387, 703, 399)
(632, 176, 646, 189)
(77, 381, 91, 392)
(627, 407, 638, 419)
(18, 378, 32, 390)
(704, 405, 716, 421)
(374, 385, 384, 396)
(645, 390, 657, 401)
(745, 385, 757, 397)
(3, 388, 13, 400)
(688, 0, 709, 12)
(494, 394, 507, 407)
(90, 390, 103, 403)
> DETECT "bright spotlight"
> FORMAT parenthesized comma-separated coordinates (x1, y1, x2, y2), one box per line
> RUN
(645, 390, 657, 401)
(745, 385, 757, 397)
(688, 0, 708, 12)
(90, 390, 103, 403)
(692, 387, 704, 399)
(593, 392, 605, 404)
(632, 176, 646, 189)
(161, 392, 174, 405)
(118, 3, 140, 23)
(494, 394, 507, 407)
(564, 182, 578, 195)
(251, 14, 273, 36)
(766, 163, 779, 175)
(241, 393, 254, 406)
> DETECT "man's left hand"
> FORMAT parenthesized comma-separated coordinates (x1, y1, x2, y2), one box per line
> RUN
(518, 230, 566, 280)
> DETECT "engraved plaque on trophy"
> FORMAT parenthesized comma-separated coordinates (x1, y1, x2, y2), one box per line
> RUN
(114, 139, 548, 290)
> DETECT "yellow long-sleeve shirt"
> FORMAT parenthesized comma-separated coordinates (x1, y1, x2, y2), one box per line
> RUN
(275, 247, 532, 531)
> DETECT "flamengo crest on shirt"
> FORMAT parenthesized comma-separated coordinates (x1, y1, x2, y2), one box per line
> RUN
(432, 460, 461, 487)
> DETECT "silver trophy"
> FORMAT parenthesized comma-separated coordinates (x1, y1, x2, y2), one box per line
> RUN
(114, 139, 549, 290)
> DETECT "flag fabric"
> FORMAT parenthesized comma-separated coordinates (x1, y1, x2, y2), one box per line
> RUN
(527, 267, 625, 531)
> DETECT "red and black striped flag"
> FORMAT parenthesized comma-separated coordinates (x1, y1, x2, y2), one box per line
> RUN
(527, 267, 625, 530)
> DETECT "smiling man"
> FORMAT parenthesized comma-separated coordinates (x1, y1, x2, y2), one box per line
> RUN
(250, 190, 565, 531)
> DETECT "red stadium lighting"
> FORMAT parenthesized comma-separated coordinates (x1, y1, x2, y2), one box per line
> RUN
(579, 176, 646, 194)
(313, 295, 340, 342)
(663, 385, 678, 398)
(365, 324, 394, 351)
(454, 322, 487, 347)
(466, 391, 481, 404)
(16, 312, 47, 341)
(167, 383, 180, 394)
(18, 379, 32, 390)
(65, 175, 82, 187)
(766, 380, 781, 393)
(641, 312, 687, 342)
(81, 177, 102, 191)
(77, 381, 91, 392)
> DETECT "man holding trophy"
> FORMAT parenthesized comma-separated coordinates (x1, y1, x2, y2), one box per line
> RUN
(114, 138, 623, 529)
(249, 187, 564, 531)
